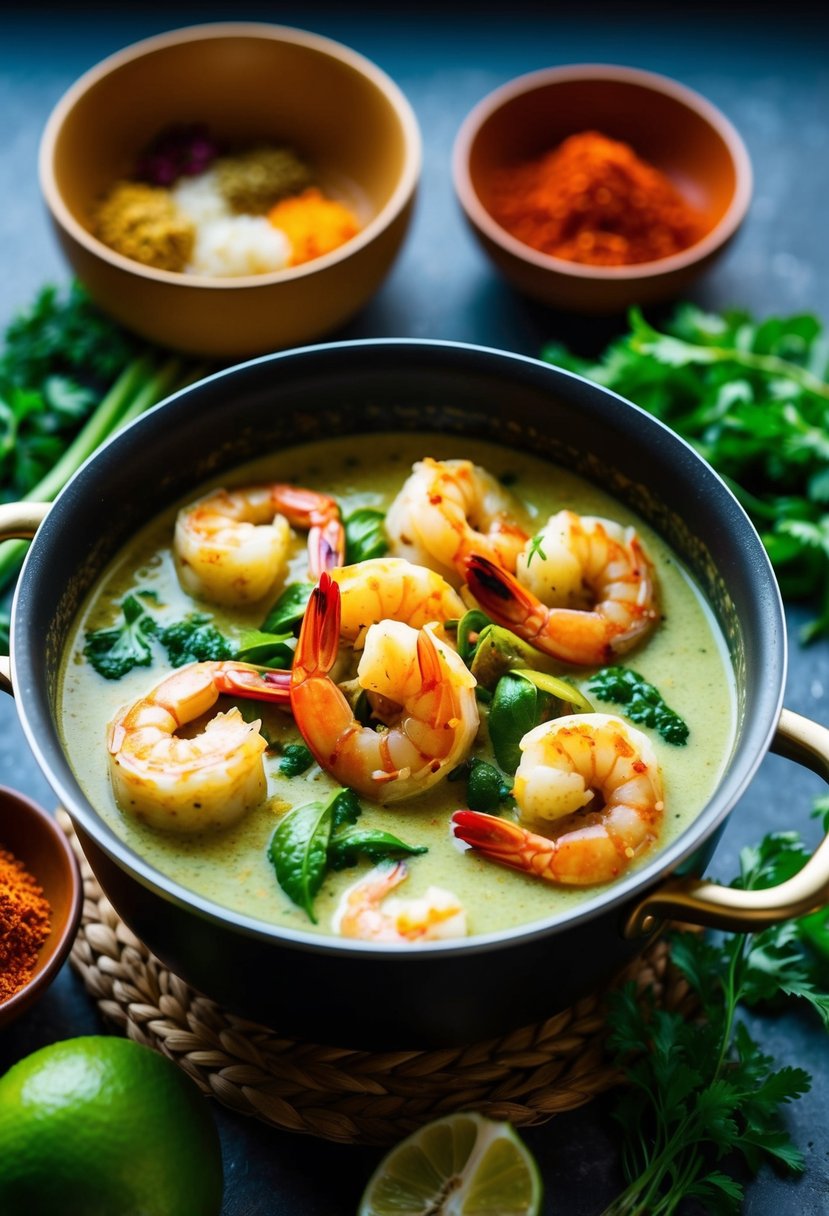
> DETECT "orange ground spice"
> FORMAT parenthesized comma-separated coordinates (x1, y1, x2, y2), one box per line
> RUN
(488, 130, 705, 266)
(268, 186, 360, 267)
(0, 847, 52, 1002)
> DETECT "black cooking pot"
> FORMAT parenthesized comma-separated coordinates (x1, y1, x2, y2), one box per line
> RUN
(2, 340, 828, 1049)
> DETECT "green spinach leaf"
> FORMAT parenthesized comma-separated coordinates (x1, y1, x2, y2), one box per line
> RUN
(268, 795, 336, 923)
(344, 507, 388, 563)
(328, 828, 427, 870)
(262, 582, 314, 634)
(278, 744, 315, 777)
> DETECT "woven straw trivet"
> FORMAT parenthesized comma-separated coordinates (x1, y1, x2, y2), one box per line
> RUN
(59, 810, 696, 1146)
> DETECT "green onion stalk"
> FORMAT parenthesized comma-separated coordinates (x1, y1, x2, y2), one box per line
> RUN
(0, 353, 205, 594)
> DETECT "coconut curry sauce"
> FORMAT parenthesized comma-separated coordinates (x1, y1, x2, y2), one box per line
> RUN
(59, 434, 736, 938)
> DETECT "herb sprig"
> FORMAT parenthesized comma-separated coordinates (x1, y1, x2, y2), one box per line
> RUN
(601, 829, 829, 1215)
(0, 282, 204, 645)
(588, 665, 689, 745)
(543, 305, 829, 641)
(268, 787, 427, 921)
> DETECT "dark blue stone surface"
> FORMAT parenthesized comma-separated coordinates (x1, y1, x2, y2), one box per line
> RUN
(1, 4, 827, 1212)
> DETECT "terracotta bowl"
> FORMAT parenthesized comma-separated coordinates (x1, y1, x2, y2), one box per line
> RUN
(453, 64, 752, 314)
(39, 22, 421, 357)
(0, 787, 81, 1029)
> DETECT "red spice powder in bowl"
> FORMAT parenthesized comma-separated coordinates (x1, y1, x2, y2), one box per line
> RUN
(0, 787, 81, 1029)
(488, 130, 706, 267)
(453, 64, 752, 314)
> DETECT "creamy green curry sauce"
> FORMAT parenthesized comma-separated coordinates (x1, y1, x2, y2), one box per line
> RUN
(59, 433, 736, 938)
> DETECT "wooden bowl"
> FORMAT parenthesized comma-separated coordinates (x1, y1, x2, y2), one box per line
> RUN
(39, 23, 421, 357)
(453, 64, 752, 314)
(0, 787, 81, 1029)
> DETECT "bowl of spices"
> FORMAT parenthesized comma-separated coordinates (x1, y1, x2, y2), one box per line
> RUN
(0, 787, 81, 1028)
(39, 23, 421, 357)
(453, 64, 752, 314)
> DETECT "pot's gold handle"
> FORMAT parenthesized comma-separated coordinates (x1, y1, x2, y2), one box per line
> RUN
(624, 708, 829, 938)
(0, 501, 50, 696)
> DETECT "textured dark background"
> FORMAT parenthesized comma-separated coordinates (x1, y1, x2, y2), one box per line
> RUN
(1, 3, 828, 1212)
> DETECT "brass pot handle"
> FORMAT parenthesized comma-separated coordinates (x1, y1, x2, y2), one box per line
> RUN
(624, 708, 829, 938)
(0, 501, 50, 696)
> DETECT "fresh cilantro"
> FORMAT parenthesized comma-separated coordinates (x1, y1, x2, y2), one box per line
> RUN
(0, 284, 140, 504)
(155, 613, 233, 667)
(601, 830, 829, 1215)
(588, 665, 689, 745)
(542, 305, 829, 641)
(0, 281, 193, 597)
(83, 593, 156, 679)
(525, 532, 548, 565)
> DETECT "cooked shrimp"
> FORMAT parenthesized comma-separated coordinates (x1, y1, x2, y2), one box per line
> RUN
(174, 483, 344, 606)
(290, 572, 479, 802)
(452, 713, 664, 886)
(107, 660, 290, 833)
(332, 557, 465, 647)
(334, 861, 467, 942)
(465, 510, 658, 665)
(385, 457, 529, 586)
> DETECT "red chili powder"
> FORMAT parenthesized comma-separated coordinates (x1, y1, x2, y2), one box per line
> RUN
(0, 847, 52, 1002)
(487, 130, 706, 266)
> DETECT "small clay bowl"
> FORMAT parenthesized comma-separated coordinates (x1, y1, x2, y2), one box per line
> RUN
(39, 23, 421, 357)
(453, 64, 753, 314)
(0, 787, 81, 1029)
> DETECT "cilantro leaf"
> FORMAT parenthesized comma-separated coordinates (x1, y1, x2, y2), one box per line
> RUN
(588, 665, 689, 745)
(600, 827, 829, 1215)
(542, 305, 829, 642)
(83, 594, 156, 679)
(156, 613, 233, 667)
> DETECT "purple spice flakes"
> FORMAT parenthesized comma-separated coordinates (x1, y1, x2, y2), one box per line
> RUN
(135, 124, 220, 187)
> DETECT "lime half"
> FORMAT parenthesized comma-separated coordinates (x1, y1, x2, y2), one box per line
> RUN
(358, 1111, 543, 1216)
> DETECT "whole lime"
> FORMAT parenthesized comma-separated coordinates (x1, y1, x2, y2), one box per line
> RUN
(0, 1035, 223, 1216)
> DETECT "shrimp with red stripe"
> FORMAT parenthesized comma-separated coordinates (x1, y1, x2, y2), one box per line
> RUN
(290, 572, 479, 803)
(107, 660, 290, 833)
(452, 713, 664, 886)
(465, 510, 658, 666)
(174, 483, 345, 606)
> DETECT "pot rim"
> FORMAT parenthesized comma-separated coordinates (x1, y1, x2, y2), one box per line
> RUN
(10, 338, 787, 959)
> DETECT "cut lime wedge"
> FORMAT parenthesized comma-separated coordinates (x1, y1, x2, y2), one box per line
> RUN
(358, 1111, 543, 1216)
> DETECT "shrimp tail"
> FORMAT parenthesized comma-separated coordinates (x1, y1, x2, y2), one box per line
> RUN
(214, 663, 292, 704)
(464, 554, 546, 633)
(272, 484, 345, 575)
(310, 516, 347, 577)
(452, 810, 568, 881)
(292, 571, 341, 685)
